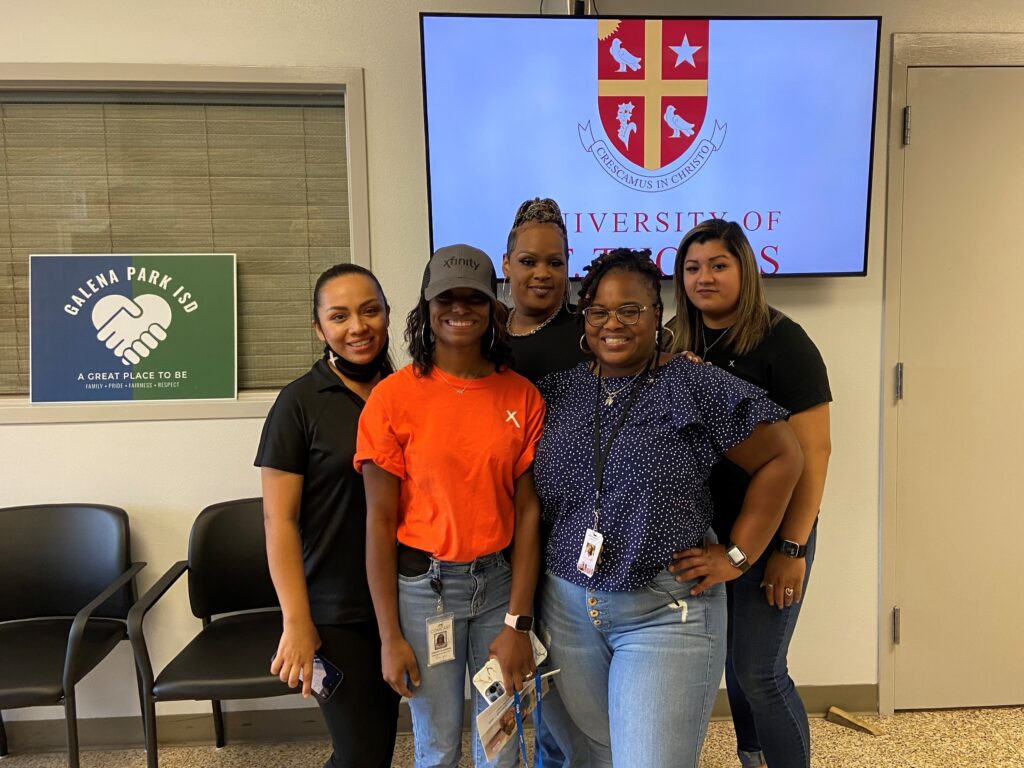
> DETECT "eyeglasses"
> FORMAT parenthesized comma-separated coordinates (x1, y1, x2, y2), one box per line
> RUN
(582, 304, 650, 327)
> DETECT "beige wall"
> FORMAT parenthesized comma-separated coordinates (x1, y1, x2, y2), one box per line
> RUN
(3, 0, 1024, 721)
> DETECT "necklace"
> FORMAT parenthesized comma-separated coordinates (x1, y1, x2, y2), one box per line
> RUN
(506, 306, 560, 338)
(433, 365, 488, 395)
(701, 324, 731, 357)
(599, 368, 645, 407)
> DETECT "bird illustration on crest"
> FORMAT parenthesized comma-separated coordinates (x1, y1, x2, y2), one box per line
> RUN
(664, 105, 695, 138)
(609, 38, 641, 73)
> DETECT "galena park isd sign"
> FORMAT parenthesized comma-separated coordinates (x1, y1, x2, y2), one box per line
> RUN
(30, 254, 236, 403)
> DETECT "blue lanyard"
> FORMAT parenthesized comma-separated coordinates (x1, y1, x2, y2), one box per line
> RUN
(513, 670, 544, 768)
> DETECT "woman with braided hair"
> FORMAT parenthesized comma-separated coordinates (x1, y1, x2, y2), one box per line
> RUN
(502, 197, 587, 385)
(532, 248, 804, 766)
(502, 197, 589, 766)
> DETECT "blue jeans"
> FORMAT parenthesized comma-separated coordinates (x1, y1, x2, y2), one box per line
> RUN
(534, 573, 591, 768)
(725, 527, 817, 768)
(540, 569, 727, 767)
(398, 553, 517, 768)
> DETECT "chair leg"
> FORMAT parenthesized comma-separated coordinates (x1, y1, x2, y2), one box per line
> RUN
(143, 694, 159, 768)
(211, 700, 225, 748)
(0, 709, 9, 757)
(135, 667, 148, 746)
(64, 689, 80, 768)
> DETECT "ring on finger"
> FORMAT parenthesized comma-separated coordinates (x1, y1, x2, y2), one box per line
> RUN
(764, 583, 774, 589)
(784, 587, 795, 597)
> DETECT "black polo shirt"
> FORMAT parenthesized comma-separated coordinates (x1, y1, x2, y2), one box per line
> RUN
(701, 311, 832, 543)
(255, 359, 374, 625)
(508, 305, 589, 384)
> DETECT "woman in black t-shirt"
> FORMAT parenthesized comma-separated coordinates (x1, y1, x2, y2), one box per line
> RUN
(668, 220, 832, 768)
(502, 197, 588, 385)
(255, 264, 399, 768)
(501, 197, 589, 767)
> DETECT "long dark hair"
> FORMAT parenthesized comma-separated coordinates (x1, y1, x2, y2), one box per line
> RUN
(577, 248, 667, 356)
(313, 263, 394, 374)
(668, 219, 773, 356)
(405, 297, 514, 376)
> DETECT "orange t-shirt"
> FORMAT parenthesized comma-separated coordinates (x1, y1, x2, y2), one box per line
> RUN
(355, 364, 545, 562)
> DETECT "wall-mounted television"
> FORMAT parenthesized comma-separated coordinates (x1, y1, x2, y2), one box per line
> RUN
(420, 14, 880, 277)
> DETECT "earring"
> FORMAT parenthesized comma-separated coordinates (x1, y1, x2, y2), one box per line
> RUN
(488, 324, 496, 351)
(502, 281, 511, 306)
(421, 322, 432, 349)
(578, 334, 590, 354)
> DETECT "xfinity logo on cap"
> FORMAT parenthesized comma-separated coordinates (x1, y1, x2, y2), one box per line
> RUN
(442, 256, 480, 270)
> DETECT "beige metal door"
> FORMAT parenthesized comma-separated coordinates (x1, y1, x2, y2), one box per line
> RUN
(894, 66, 1024, 709)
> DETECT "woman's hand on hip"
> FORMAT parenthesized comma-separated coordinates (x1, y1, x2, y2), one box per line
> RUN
(271, 618, 321, 698)
(381, 636, 420, 698)
(668, 543, 742, 595)
(489, 626, 536, 694)
(762, 551, 806, 609)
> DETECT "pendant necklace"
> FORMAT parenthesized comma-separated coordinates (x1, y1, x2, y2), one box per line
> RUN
(599, 368, 645, 407)
(701, 324, 731, 357)
(434, 365, 487, 395)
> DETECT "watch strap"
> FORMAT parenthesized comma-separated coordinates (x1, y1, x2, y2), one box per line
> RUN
(777, 539, 808, 558)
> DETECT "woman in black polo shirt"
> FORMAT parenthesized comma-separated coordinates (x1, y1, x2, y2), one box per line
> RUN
(255, 264, 399, 768)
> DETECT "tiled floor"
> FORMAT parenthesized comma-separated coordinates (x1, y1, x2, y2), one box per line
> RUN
(3, 707, 1022, 767)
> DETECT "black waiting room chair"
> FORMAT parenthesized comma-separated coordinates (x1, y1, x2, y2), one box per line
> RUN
(0, 503, 145, 768)
(128, 498, 290, 768)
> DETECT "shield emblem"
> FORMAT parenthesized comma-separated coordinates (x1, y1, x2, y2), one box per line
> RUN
(597, 19, 709, 171)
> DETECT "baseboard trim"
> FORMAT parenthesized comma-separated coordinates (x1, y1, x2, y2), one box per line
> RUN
(4, 684, 877, 753)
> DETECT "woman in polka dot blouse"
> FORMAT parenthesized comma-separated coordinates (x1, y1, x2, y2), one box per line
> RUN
(532, 249, 804, 767)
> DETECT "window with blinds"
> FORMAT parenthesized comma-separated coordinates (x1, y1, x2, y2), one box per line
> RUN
(0, 96, 349, 395)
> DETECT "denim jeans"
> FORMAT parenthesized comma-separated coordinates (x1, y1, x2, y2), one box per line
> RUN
(397, 553, 517, 768)
(534, 573, 591, 768)
(540, 569, 727, 767)
(725, 526, 817, 768)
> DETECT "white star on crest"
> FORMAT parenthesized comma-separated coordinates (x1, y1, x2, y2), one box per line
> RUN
(669, 35, 702, 67)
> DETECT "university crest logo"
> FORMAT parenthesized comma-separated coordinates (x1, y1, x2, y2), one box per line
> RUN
(578, 19, 727, 192)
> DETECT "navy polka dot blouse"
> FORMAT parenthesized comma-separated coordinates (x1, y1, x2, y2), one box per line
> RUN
(534, 356, 789, 591)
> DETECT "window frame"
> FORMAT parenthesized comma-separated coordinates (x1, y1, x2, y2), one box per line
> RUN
(0, 63, 370, 425)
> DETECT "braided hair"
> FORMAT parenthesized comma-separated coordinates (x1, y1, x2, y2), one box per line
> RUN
(505, 197, 570, 257)
(577, 248, 667, 363)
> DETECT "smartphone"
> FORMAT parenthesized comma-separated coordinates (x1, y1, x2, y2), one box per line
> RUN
(273, 652, 344, 702)
(471, 630, 549, 701)
(304, 653, 343, 702)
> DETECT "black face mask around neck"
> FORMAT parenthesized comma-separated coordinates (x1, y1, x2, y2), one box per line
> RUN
(323, 336, 390, 383)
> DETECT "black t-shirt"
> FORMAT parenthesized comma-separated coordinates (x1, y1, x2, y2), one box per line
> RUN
(254, 359, 374, 625)
(701, 311, 832, 542)
(507, 305, 589, 384)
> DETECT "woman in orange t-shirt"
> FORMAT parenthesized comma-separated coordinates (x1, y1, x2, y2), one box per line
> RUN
(355, 244, 544, 768)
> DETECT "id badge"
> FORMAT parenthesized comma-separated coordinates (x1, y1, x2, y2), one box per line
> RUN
(577, 528, 604, 578)
(426, 612, 456, 666)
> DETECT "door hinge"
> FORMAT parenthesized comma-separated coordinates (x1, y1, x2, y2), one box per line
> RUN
(902, 105, 911, 145)
(893, 606, 902, 645)
(895, 362, 904, 400)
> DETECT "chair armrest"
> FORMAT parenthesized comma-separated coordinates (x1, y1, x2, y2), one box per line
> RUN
(62, 561, 147, 692)
(126, 561, 189, 691)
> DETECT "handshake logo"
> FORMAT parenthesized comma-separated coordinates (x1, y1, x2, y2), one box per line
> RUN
(91, 294, 173, 366)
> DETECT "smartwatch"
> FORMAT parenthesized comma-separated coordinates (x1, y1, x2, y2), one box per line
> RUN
(725, 544, 750, 573)
(504, 612, 534, 633)
(777, 539, 808, 558)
